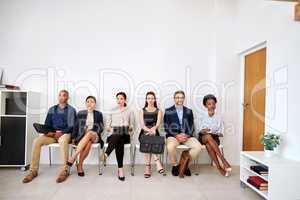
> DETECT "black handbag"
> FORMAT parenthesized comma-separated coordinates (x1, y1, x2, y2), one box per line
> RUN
(139, 134, 165, 154)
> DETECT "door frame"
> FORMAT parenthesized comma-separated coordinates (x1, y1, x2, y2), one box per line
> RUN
(238, 41, 267, 152)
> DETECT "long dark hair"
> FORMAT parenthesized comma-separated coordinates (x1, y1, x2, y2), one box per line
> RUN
(116, 92, 127, 107)
(143, 91, 158, 109)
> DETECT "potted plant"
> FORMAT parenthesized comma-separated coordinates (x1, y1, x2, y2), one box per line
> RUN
(260, 133, 280, 157)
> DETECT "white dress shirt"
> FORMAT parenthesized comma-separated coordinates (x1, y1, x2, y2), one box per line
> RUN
(198, 112, 224, 135)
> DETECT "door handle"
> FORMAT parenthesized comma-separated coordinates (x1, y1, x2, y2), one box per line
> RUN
(243, 103, 250, 109)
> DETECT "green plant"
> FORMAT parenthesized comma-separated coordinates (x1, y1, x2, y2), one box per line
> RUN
(260, 133, 280, 151)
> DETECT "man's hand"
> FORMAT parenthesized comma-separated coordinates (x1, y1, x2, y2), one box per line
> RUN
(46, 132, 55, 138)
(54, 131, 63, 140)
(175, 133, 188, 143)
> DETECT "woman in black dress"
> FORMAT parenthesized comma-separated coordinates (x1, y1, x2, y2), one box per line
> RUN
(139, 91, 164, 178)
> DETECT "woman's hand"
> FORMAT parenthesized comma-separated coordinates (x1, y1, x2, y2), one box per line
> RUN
(129, 126, 133, 132)
(149, 127, 156, 135)
(201, 128, 211, 135)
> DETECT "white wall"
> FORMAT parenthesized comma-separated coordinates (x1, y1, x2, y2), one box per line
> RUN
(0, 0, 242, 165)
(236, 0, 300, 161)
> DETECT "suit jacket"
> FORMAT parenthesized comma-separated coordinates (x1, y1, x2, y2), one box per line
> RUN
(163, 105, 194, 138)
(72, 110, 104, 144)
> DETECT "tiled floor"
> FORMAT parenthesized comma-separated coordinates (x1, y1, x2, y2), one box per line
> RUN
(0, 165, 262, 200)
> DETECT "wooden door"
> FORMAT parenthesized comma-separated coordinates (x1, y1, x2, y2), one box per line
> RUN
(243, 48, 266, 151)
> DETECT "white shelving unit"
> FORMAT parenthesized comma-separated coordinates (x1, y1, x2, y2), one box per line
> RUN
(0, 90, 40, 170)
(240, 151, 300, 200)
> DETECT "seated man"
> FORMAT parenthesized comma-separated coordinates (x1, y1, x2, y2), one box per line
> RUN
(23, 90, 76, 183)
(164, 90, 201, 176)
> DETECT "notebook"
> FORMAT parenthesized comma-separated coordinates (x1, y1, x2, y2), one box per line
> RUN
(33, 123, 53, 134)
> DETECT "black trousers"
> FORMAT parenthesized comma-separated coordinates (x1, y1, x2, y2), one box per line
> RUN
(105, 134, 130, 168)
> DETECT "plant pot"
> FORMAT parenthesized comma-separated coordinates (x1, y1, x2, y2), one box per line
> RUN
(264, 149, 274, 158)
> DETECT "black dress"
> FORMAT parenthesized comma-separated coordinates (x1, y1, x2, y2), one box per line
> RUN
(139, 108, 160, 141)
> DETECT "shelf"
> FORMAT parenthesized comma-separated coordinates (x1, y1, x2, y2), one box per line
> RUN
(0, 115, 27, 118)
(241, 151, 269, 166)
(241, 151, 300, 200)
(241, 178, 268, 199)
(241, 165, 268, 181)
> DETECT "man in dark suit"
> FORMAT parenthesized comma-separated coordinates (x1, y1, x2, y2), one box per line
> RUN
(164, 90, 201, 176)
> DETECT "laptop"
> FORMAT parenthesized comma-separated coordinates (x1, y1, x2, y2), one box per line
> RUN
(33, 123, 53, 134)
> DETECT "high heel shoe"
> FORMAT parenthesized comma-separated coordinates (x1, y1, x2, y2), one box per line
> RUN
(118, 169, 125, 181)
(154, 159, 164, 174)
(66, 160, 74, 167)
(224, 167, 231, 177)
(144, 164, 151, 178)
(225, 167, 232, 172)
(76, 165, 85, 177)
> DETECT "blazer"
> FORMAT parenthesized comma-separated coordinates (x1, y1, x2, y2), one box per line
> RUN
(72, 110, 104, 144)
(163, 105, 194, 138)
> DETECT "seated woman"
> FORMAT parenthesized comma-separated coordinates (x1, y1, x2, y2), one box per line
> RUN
(198, 94, 231, 176)
(67, 96, 104, 176)
(139, 91, 164, 178)
(102, 92, 134, 181)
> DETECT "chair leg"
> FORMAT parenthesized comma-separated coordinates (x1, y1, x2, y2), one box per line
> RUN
(164, 146, 168, 176)
(130, 144, 134, 176)
(49, 146, 52, 166)
(98, 146, 102, 175)
(131, 146, 136, 176)
(194, 155, 199, 176)
(75, 147, 79, 165)
(69, 146, 73, 157)
(102, 147, 106, 167)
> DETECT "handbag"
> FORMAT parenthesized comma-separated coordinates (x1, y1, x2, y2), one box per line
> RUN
(139, 134, 165, 154)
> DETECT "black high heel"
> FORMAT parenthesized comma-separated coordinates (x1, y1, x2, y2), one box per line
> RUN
(154, 158, 164, 174)
(118, 169, 125, 181)
(78, 172, 85, 177)
(76, 165, 85, 177)
(66, 161, 74, 167)
(144, 164, 151, 178)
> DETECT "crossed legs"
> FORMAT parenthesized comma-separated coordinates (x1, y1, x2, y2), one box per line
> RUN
(68, 131, 97, 173)
(201, 134, 231, 176)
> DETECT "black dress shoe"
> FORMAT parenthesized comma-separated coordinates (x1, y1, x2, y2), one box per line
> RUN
(171, 165, 180, 176)
(184, 168, 191, 176)
(66, 161, 74, 167)
(78, 172, 85, 177)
